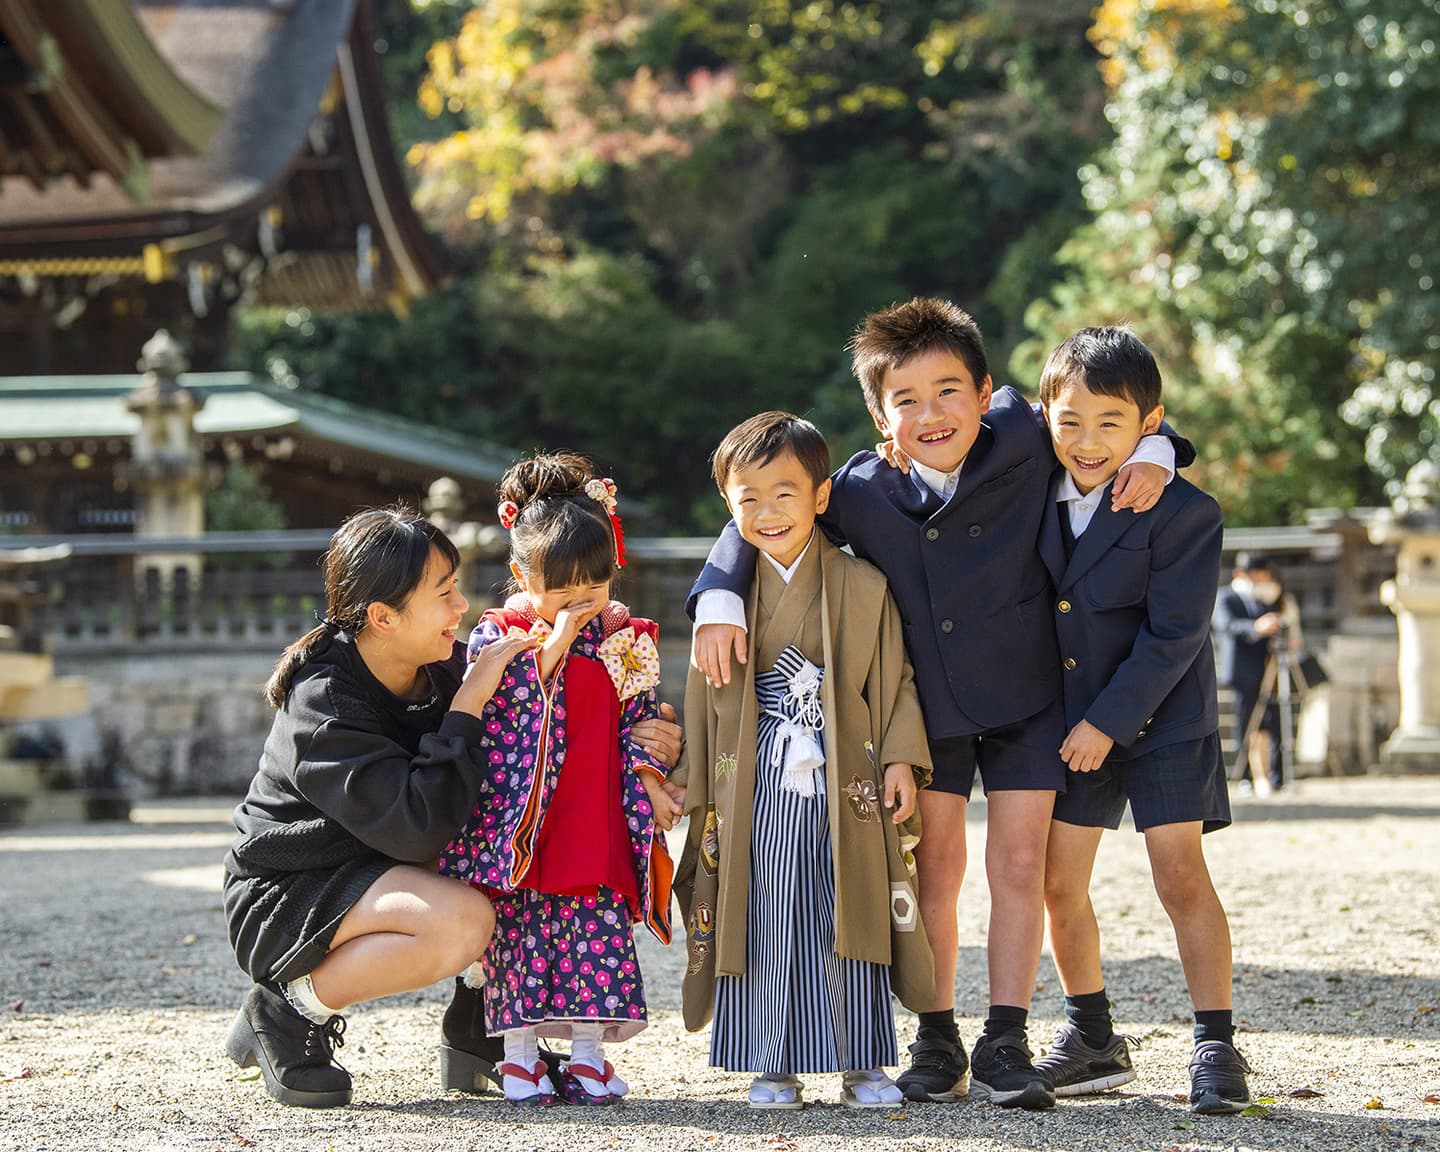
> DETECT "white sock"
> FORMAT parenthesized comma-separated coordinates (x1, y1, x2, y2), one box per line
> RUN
(282, 974, 341, 1024)
(501, 1028, 549, 1100)
(570, 1021, 604, 1068)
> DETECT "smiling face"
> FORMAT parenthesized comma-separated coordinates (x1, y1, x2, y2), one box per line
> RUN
(870, 348, 993, 474)
(1044, 382, 1164, 495)
(723, 449, 832, 570)
(388, 545, 470, 666)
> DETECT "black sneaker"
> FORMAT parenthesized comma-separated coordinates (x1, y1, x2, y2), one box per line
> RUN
(1189, 1039, 1251, 1114)
(225, 983, 351, 1108)
(969, 1032, 1056, 1110)
(896, 1028, 970, 1101)
(1034, 1022, 1137, 1097)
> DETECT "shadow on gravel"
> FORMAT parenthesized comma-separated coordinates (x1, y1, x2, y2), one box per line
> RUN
(1230, 801, 1440, 822)
(344, 1090, 1440, 1150)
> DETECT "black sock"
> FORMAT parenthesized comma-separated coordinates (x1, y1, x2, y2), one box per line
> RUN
(982, 1004, 1028, 1042)
(918, 1009, 958, 1042)
(1193, 1010, 1234, 1046)
(1064, 989, 1114, 1049)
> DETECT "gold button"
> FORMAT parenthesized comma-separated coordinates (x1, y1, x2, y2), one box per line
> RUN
(1058, 600, 1071, 613)
(1063, 657, 1077, 670)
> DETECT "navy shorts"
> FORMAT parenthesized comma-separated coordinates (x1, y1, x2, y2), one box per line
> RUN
(926, 697, 1068, 797)
(1052, 732, 1230, 833)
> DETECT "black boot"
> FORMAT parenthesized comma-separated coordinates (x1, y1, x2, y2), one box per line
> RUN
(440, 977, 504, 1093)
(440, 977, 565, 1093)
(225, 983, 351, 1108)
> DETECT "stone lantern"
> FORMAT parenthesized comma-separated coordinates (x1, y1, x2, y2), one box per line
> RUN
(123, 330, 207, 583)
(1369, 460, 1440, 774)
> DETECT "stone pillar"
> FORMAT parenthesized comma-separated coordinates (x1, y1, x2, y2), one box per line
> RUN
(423, 477, 508, 628)
(1369, 461, 1440, 774)
(123, 330, 207, 584)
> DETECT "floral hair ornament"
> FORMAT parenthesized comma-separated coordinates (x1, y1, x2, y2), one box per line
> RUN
(496, 500, 520, 530)
(584, 477, 627, 567)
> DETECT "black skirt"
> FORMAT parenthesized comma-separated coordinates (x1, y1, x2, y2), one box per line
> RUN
(224, 857, 391, 984)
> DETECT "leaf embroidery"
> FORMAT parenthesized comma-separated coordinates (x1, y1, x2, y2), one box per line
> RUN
(844, 775, 881, 822)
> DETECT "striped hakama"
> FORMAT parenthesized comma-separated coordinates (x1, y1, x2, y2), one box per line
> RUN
(710, 644, 898, 1074)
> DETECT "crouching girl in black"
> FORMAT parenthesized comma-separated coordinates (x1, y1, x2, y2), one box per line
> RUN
(223, 507, 680, 1107)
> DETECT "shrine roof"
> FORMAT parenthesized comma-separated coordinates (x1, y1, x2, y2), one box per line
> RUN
(0, 0, 353, 222)
(0, 373, 513, 483)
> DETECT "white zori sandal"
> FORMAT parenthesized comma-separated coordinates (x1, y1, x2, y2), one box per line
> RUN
(840, 1069, 904, 1108)
(748, 1073, 804, 1110)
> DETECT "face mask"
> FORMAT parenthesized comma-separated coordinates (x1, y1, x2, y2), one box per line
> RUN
(1231, 577, 1254, 598)
(1251, 580, 1282, 605)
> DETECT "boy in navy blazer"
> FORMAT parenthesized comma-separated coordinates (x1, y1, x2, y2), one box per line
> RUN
(689, 299, 1186, 1110)
(1029, 327, 1249, 1115)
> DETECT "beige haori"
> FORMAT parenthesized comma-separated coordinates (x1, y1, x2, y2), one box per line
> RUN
(673, 534, 935, 1032)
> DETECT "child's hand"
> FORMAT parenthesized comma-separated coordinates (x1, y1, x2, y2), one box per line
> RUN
(1111, 461, 1167, 512)
(875, 438, 912, 474)
(642, 773, 683, 831)
(693, 623, 747, 687)
(882, 762, 917, 823)
(1060, 720, 1114, 774)
(452, 631, 542, 716)
(661, 779, 687, 812)
(632, 701, 684, 766)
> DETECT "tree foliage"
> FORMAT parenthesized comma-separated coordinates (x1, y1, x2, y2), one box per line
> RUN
(237, 0, 1106, 530)
(1019, 0, 1430, 522)
(234, 0, 1428, 530)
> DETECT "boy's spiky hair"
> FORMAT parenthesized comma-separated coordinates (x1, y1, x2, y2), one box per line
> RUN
(848, 297, 989, 411)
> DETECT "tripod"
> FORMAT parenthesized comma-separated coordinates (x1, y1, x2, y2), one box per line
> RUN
(1237, 637, 1316, 792)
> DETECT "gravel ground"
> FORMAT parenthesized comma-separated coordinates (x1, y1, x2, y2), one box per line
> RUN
(1, 776, 1437, 1152)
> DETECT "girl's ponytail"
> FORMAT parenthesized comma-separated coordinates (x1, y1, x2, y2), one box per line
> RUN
(263, 624, 333, 708)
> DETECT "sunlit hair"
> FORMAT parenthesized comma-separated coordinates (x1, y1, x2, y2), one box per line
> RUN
(849, 297, 989, 412)
(711, 410, 831, 492)
(499, 452, 616, 592)
(1038, 325, 1162, 415)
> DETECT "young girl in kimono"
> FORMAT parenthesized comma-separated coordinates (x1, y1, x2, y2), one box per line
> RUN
(676, 412, 934, 1110)
(438, 452, 681, 1107)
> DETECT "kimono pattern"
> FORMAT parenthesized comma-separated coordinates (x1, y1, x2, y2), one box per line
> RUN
(439, 597, 673, 1041)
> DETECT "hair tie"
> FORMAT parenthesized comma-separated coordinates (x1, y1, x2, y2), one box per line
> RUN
(584, 477, 627, 568)
(314, 610, 342, 632)
(496, 500, 520, 529)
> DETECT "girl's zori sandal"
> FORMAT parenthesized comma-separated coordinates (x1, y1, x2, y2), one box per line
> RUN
(558, 1061, 621, 1105)
(499, 1060, 558, 1107)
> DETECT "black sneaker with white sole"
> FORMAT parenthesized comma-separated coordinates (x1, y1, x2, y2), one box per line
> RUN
(896, 1028, 971, 1101)
(969, 1032, 1055, 1110)
(1034, 1022, 1137, 1097)
(1189, 1039, 1251, 1114)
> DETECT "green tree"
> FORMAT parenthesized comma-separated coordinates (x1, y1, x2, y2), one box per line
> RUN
(1020, 0, 1426, 523)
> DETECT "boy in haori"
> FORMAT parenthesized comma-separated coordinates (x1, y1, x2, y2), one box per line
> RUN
(674, 411, 934, 1110)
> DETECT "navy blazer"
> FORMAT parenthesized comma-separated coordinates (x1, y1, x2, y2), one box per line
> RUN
(689, 386, 1195, 740)
(1211, 586, 1271, 692)
(1039, 474, 1222, 758)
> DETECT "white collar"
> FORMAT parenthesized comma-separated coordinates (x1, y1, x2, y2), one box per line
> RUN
(760, 531, 816, 584)
(911, 458, 964, 500)
(1055, 472, 1113, 505)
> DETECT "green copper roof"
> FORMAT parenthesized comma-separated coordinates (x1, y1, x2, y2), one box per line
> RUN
(0, 373, 514, 482)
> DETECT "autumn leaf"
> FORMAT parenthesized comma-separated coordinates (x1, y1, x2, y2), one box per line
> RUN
(1240, 1103, 1271, 1118)
(1288, 1086, 1324, 1098)
(1, 1066, 35, 1083)
(1422, 1094, 1440, 1105)
(1364, 1097, 1384, 1110)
